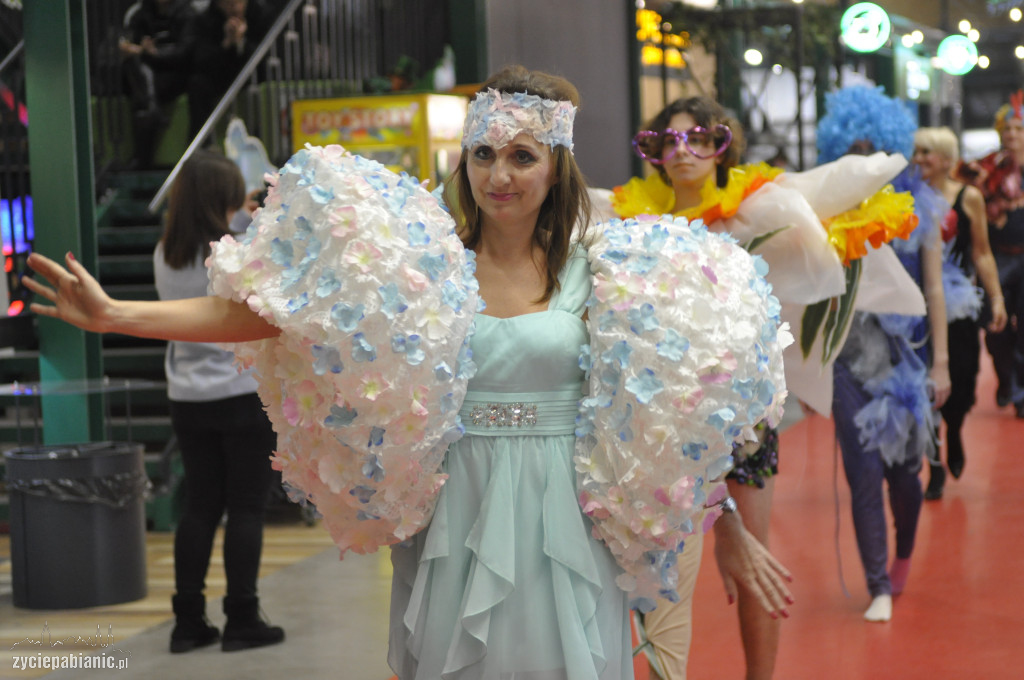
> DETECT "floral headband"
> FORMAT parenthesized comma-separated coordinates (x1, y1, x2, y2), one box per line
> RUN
(461, 88, 577, 152)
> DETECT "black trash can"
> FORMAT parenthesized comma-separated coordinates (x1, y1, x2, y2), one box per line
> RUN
(4, 442, 149, 609)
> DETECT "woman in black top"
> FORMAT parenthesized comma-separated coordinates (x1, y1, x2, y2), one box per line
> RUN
(913, 127, 1007, 498)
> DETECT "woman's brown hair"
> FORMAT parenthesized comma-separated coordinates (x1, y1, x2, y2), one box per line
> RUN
(643, 96, 745, 188)
(161, 149, 246, 269)
(444, 64, 592, 304)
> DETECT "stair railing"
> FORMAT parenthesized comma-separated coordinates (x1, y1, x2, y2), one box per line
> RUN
(147, 0, 306, 213)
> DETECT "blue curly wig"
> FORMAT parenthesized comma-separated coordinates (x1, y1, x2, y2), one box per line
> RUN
(816, 86, 917, 164)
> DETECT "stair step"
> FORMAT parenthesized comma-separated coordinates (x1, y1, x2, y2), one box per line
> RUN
(0, 415, 173, 452)
(106, 169, 170, 191)
(0, 349, 39, 383)
(98, 225, 162, 254)
(106, 283, 159, 301)
(98, 253, 153, 283)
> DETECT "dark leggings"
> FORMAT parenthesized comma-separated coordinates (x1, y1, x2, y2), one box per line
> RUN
(832, 361, 924, 597)
(985, 250, 1024, 404)
(940, 317, 981, 459)
(171, 393, 277, 599)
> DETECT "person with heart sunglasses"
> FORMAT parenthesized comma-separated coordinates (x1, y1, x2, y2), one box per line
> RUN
(615, 96, 787, 680)
(608, 95, 930, 679)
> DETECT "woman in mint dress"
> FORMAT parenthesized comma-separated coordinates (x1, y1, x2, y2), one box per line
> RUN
(25, 65, 792, 680)
(389, 246, 632, 679)
(387, 65, 632, 680)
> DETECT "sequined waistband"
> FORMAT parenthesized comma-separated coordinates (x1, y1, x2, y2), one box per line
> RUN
(459, 392, 580, 436)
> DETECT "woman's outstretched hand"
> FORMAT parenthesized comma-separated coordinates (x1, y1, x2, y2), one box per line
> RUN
(712, 511, 794, 618)
(24, 252, 118, 333)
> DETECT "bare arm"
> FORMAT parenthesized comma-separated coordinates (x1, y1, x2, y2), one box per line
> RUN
(963, 185, 1008, 332)
(920, 230, 951, 408)
(25, 252, 280, 342)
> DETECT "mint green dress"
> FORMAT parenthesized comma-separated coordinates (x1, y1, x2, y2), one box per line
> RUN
(388, 248, 632, 680)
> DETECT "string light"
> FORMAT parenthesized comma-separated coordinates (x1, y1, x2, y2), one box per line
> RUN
(1011, 8, 1022, 22)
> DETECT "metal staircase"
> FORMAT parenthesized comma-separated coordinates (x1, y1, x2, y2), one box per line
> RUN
(1, 0, 455, 462)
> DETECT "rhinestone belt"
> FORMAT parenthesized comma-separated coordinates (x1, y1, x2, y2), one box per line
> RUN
(469, 402, 538, 428)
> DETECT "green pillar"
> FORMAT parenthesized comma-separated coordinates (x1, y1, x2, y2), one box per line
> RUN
(448, 0, 488, 84)
(24, 0, 105, 443)
(627, 1, 644, 179)
(716, 18, 743, 115)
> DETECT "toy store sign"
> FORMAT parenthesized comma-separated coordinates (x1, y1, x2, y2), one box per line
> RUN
(294, 100, 420, 147)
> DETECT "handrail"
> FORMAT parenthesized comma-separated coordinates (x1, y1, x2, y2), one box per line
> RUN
(147, 0, 305, 213)
(0, 39, 24, 76)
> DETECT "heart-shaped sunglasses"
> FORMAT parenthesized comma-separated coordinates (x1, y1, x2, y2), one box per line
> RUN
(632, 124, 733, 162)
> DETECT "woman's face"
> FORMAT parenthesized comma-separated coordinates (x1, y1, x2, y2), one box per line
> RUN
(1000, 116, 1024, 155)
(661, 112, 719, 191)
(911, 143, 951, 183)
(466, 133, 555, 230)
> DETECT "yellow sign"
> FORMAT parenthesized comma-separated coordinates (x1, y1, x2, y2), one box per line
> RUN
(636, 8, 689, 67)
(291, 93, 468, 189)
(293, 97, 422, 148)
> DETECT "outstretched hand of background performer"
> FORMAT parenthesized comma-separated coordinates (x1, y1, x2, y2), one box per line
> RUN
(929, 363, 952, 410)
(24, 252, 118, 334)
(712, 512, 794, 618)
(987, 297, 1009, 334)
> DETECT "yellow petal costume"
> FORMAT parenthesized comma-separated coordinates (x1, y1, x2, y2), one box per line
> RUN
(610, 152, 926, 414)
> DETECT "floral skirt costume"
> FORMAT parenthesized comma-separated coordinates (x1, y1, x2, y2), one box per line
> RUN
(207, 146, 791, 679)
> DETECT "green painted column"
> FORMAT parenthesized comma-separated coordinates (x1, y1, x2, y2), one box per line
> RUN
(626, 1, 644, 180)
(24, 0, 105, 443)
(448, 0, 488, 84)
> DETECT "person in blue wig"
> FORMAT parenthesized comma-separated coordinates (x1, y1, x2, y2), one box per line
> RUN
(816, 85, 950, 622)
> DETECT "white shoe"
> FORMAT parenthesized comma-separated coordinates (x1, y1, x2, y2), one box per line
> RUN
(863, 594, 892, 622)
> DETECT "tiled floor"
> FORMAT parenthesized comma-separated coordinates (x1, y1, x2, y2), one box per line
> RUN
(686, 355, 1023, 679)
(1, 352, 1021, 679)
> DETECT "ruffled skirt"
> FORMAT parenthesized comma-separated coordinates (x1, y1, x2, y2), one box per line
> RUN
(388, 433, 631, 680)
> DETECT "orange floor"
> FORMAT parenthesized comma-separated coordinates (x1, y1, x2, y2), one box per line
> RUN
(381, 352, 1022, 680)
(686, 352, 1023, 679)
